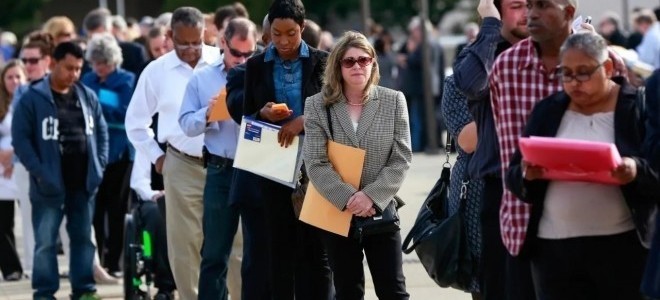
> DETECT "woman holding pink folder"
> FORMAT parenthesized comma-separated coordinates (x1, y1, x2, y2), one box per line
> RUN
(506, 32, 658, 300)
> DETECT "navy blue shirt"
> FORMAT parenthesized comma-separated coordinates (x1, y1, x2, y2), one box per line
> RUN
(453, 17, 511, 179)
(264, 41, 310, 118)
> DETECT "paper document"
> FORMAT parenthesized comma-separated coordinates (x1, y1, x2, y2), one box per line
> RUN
(208, 88, 231, 122)
(99, 89, 120, 108)
(519, 136, 622, 185)
(299, 141, 365, 237)
(233, 116, 302, 187)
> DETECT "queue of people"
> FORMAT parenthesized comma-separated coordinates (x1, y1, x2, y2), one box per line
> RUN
(0, 0, 659, 299)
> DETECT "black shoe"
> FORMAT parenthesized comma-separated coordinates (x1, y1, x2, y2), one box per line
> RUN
(4, 271, 22, 281)
(153, 291, 174, 300)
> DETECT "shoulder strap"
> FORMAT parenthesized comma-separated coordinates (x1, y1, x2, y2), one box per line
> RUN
(326, 105, 334, 140)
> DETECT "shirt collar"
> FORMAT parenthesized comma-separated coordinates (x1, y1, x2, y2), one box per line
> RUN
(519, 38, 538, 70)
(163, 44, 220, 70)
(264, 41, 310, 63)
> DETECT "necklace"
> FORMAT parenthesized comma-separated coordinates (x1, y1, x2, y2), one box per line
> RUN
(346, 101, 366, 106)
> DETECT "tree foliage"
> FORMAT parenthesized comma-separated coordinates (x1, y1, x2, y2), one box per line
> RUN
(0, 0, 47, 34)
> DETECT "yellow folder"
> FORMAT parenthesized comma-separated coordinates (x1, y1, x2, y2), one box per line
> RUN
(208, 87, 230, 122)
(299, 141, 365, 237)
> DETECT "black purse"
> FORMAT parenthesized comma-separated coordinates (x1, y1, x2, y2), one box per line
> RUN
(401, 136, 475, 291)
(324, 105, 400, 240)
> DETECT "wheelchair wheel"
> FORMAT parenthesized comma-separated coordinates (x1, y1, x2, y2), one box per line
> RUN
(123, 214, 146, 300)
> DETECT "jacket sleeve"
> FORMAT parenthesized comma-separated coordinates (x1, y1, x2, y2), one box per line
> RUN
(626, 156, 660, 203)
(90, 91, 109, 168)
(644, 70, 660, 169)
(505, 106, 548, 204)
(116, 73, 136, 124)
(226, 65, 245, 125)
(11, 94, 43, 178)
(453, 17, 503, 100)
(361, 92, 413, 211)
(243, 59, 263, 121)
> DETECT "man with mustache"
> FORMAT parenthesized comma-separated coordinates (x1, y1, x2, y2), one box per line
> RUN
(452, 0, 534, 299)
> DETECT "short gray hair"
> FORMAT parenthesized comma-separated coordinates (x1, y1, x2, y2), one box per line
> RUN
(560, 32, 608, 63)
(170, 7, 205, 30)
(85, 33, 123, 66)
(224, 17, 257, 42)
(83, 8, 112, 33)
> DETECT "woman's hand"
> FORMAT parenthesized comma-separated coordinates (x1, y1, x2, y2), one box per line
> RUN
(347, 191, 376, 217)
(278, 116, 304, 147)
(522, 160, 544, 181)
(612, 157, 637, 184)
(260, 102, 293, 123)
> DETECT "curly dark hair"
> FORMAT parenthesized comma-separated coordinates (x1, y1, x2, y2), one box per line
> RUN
(268, 0, 306, 28)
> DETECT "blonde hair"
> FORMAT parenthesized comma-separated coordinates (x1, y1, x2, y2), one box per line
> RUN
(322, 31, 379, 106)
(43, 16, 76, 38)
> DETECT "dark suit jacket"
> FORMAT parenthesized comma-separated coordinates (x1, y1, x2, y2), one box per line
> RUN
(226, 63, 246, 125)
(243, 46, 328, 121)
(229, 46, 328, 207)
(119, 41, 149, 78)
(506, 78, 659, 249)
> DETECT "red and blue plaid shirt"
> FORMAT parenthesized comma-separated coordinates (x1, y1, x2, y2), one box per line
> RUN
(489, 38, 563, 255)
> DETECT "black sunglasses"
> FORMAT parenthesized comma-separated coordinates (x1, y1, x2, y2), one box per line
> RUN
(226, 41, 255, 58)
(340, 56, 373, 68)
(21, 57, 42, 65)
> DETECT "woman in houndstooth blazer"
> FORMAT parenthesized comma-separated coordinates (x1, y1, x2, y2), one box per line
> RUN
(303, 31, 413, 300)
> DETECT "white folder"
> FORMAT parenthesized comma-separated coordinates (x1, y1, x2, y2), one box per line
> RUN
(233, 116, 303, 188)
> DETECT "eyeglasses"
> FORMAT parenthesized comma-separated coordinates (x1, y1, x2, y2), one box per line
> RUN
(340, 56, 373, 68)
(21, 57, 42, 65)
(172, 39, 203, 51)
(560, 63, 603, 83)
(226, 41, 255, 58)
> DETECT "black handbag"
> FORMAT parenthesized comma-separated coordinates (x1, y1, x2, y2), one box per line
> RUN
(401, 136, 475, 291)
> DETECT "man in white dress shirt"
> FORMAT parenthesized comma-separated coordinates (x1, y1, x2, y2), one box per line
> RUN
(124, 6, 221, 299)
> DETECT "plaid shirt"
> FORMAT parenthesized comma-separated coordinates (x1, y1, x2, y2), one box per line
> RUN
(489, 38, 563, 255)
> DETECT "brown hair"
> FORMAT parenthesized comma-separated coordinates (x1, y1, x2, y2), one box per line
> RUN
(322, 31, 379, 106)
(0, 60, 26, 121)
(22, 31, 56, 57)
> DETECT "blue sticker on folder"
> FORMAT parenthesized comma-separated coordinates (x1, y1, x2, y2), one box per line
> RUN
(98, 89, 120, 108)
(244, 123, 262, 142)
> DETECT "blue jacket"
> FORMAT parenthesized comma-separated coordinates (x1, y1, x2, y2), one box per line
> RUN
(11, 76, 109, 204)
(81, 68, 135, 163)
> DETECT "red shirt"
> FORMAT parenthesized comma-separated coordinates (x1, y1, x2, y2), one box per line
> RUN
(489, 38, 563, 255)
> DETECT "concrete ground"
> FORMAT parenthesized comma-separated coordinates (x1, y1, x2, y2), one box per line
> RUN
(0, 153, 472, 300)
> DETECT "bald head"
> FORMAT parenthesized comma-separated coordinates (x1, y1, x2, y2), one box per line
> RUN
(262, 14, 271, 45)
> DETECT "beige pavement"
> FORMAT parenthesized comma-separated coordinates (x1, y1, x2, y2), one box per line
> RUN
(0, 153, 471, 300)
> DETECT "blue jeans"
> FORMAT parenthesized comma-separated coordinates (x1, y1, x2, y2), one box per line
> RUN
(410, 97, 426, 152)
(198, 163, 240, 300)
(32, 189, 96, 299)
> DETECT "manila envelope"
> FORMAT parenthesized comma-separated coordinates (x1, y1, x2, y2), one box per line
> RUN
(299, 140, 365, 237)
(208, 87, 230, 122)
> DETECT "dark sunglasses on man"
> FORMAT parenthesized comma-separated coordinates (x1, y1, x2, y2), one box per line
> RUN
(226, 40, 255, 58)
(21, 57, 42, 65)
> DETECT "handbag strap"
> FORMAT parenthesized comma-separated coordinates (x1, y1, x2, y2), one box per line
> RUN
(326, 105, 334, 141)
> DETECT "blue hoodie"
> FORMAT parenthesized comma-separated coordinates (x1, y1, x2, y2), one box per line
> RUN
(11, 76, 109, 205)
(81, 68, 135, 164)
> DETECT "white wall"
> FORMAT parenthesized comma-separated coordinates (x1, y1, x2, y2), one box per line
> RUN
(568, 0, 657, 31)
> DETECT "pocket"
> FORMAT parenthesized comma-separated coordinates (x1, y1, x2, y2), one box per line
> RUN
(36, 175, 62, 196)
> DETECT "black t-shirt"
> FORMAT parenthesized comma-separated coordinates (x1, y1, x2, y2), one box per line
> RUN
(52, 88, 88, 190)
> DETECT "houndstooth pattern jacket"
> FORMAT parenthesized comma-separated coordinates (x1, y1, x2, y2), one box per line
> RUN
(303, 86, 412, 212)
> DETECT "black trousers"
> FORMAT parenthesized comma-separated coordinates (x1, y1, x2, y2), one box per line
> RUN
(262, 182, 333, 300)
(94, 159, 132, 272)
(137, 197, 175, 292)
(320, 229, 409, 300)
(237, 203, 271, 300)
(532, 230, 647, 300)
(0, 201, 22, 277)
(480, 177, 535, 300)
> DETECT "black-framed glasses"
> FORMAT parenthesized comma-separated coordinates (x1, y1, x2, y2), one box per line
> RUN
(340, 56, 373, 68)
(560, 63, 603, 83)
(21, 57, 42, 65)
(226, 41, 255, 58)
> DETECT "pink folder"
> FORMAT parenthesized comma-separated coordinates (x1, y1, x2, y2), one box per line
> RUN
(518, 136, 623, 185)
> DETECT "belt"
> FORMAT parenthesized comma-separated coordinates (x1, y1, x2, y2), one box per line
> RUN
(207, 153, 234, 168)
(167, 144, 204, 164)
